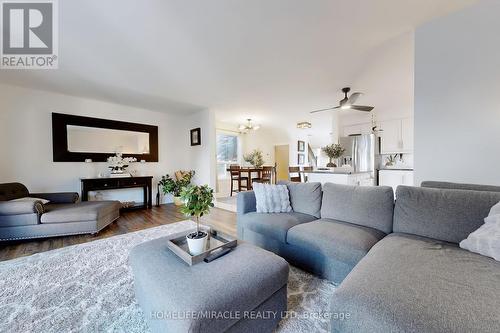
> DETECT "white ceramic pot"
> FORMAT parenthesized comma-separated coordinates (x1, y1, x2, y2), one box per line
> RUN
(186, 231, 208, 255)
(173, 196, 183, 206)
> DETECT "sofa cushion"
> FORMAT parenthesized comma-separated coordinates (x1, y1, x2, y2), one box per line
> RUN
(331, 233, 500, 333)
(239, 212, 317, 243)
(421, 181, 500, 192)
(0, 214, 39, 227)
(0, 200, 44, 216)
(320, 183, 394, 234)
(237, 191, 257, 215)
(285, 182, 322, 218)
(41, 201, 120, 224)
(394, 186, 500, 244)
(287, 219, 386, 267)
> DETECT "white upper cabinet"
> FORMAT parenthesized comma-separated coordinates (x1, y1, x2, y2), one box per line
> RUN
(379, 117, 413, 154)
(401, 117, 414, 152)
(379, 119, 401, 153)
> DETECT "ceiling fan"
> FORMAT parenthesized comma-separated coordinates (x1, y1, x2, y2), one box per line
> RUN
(310, 87, 374, 114)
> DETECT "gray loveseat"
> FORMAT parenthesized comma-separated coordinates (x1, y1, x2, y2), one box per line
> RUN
(0, 182, 121, 241)
(237, 181, 500, 332)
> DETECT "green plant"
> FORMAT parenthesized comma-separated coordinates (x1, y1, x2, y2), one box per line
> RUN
(243, 149, 264, 168)
(159, 170, 195, 197)
(321, 144, 346, 160)
(180, 184, 214, 234)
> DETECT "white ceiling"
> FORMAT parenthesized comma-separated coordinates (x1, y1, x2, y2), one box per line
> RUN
(0, 0, 477, 125)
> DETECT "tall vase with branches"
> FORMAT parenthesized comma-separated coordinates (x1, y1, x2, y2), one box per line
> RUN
(243, 149, 264, 168)
(322, 144, 345, 167)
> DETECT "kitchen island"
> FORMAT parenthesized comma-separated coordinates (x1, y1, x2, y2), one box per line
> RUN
(303, 170, 374, 186)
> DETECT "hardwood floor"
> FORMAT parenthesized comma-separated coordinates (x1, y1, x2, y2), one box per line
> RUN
(0, 204, 237, 262)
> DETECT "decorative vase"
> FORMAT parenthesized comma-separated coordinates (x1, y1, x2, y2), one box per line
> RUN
(186, 230, 208, 255)
(173, 196, 183, 206)
(326, 158, 337, 168)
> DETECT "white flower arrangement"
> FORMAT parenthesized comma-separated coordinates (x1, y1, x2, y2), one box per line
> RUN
(107, 152, 137, 174)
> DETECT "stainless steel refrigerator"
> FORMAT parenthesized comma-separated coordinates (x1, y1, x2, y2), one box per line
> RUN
(339, 134, 376, 179)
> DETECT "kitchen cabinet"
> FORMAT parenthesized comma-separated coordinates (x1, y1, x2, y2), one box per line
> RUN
(379, 117, 413, 154)
(307, 172, 374, 186)
(378, 170, 414, 195)
(342, 123, 372, 137)
(401, 117, 414, 152)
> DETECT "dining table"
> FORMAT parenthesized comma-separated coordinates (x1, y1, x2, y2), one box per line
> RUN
(226, 167, 263, 190)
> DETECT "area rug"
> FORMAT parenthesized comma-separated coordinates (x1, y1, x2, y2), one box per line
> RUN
(0, 221, 336, 333)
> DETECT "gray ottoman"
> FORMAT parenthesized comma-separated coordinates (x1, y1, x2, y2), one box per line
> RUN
(129, 238, 289, 333)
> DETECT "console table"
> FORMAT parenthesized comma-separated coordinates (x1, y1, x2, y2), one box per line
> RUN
(81, 176, 153, 209)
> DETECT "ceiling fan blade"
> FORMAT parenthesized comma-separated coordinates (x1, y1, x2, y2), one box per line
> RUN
(347, 92, 362, 105)
(350, 105, 374, 112)
(310, 106, 340, 114)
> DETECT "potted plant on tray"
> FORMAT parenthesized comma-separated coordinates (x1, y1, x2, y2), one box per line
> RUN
(322, 143, 346, 168)
(159, 170, 195, 205)
(180, 184, 214, 255)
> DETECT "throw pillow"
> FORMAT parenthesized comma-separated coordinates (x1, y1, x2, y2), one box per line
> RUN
(485, 200, 500, 224)
(460, 201, 500, 261)
(278, 181, 322, 218)
(253, 183, 292, 213)
(11, 197, 50, 205)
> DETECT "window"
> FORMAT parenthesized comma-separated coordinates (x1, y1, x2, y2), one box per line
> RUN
(217, 133, 238, 162)
(216, 133, 239, 179)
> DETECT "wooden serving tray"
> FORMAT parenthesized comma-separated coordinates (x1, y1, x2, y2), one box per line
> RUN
(166, 228, 238, 266)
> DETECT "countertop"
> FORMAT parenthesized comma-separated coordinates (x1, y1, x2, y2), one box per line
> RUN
(303, 170, 372, 175)
(378, 168, 414, 171)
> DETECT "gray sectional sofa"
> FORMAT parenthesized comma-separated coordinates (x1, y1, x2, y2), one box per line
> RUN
(0, 182, 121, 240)
(238, 182, 394, 283)
(237, 181, 500, 332)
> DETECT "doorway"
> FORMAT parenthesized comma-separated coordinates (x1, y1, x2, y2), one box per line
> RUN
(274, 144, 289, 182)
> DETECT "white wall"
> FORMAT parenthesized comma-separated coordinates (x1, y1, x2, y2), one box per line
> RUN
(242, 128, 282, 166)
(414, 0, 500, 186)
(341, 31, 415, 128)
(0, 84, 198, 203)
(214, 123, 294, 167)
(331, 31, 416, 169)
(187, 109, 217, 188)
(214, 121, 311, 195)
(240, 127, 310, 168)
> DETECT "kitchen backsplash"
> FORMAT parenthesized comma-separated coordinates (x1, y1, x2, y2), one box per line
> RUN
(379, 153, 413, 169)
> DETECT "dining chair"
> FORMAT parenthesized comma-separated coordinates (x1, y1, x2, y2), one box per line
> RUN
(254, 166, 274, 184)
(229, 165, 248, 196)
(288, 166, 301, 182)
(302, 166, 313, 182)
(250, 169, 262, 187)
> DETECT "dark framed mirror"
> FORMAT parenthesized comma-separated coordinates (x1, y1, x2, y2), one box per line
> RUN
(52, 113, 159, 162)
